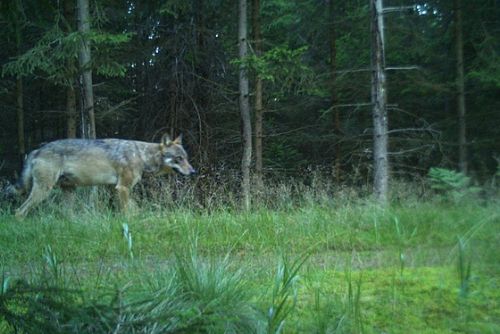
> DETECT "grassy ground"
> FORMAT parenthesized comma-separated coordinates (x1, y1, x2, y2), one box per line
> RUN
(0, 185, 498, 333)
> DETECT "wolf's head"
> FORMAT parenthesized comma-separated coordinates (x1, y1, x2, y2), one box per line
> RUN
(160, 134, 196, 175)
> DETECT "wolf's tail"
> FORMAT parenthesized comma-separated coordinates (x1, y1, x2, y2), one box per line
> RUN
(5, 153, 35, 197)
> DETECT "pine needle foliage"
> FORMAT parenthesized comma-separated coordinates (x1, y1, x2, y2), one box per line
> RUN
(427, 167, 480, 203)
(2, 17, 130, 85)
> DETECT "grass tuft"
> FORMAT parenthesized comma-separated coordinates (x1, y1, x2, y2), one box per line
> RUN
(0, 178, 499, 332)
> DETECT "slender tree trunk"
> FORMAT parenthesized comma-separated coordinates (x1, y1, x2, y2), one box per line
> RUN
(64, 0, 77, 138)
(371, 0, 389, 204)
(239, 0, 252, 210)
(16, 77, 25, 159)
(77, 0, 96, 139)
(252, 0, 264, 191)
(329, 0, 341, 183)
(15, 9, 25, 162)
(195, 0, 210, 164)
(455, 0, 467, 174)
(66, 84, 77, 138)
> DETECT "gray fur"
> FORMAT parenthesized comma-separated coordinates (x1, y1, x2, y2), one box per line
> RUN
(12, 134, 194, 218)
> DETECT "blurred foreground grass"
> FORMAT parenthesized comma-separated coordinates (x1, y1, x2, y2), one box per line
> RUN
(0, 185, 498, 333)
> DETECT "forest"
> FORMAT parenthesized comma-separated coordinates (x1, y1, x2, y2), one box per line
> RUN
(0, 0, 498, 185)
(0, 0, 499, 333)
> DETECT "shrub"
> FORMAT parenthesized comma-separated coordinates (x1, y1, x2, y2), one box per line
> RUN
(427, 168, 480, 203)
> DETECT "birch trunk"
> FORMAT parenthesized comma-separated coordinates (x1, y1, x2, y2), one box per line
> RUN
(371, 0, 389, 204)
(77, 0, 96, 139)
(239, 0, 252, 210)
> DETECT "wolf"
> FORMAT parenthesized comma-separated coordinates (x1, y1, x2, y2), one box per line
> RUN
(8, 134, 195, 218)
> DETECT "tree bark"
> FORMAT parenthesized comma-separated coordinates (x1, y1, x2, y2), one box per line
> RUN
(371, 0, 389, 204)
(239, 0, 252, 210)
(195, 0, 211, 164)
(455, 0, 467, 174)
(329, 0, 341, 183)
(16, 77, 25, 160)
(15, 5, 25, 162)
(66, 84, 77, 138)
(64, 0, 77, 138)
(252, 0, 264, 191)
(77, 0, 96, 139)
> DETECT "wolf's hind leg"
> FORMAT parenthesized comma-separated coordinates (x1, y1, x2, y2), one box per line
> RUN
(15, 182, 54, 219)
(15, 163, 59, 219)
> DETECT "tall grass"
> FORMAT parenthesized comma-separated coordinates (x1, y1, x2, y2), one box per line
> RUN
(0, 173, 498, 333)
(0, 246, 264, 333)
(266, 254, 309, 334)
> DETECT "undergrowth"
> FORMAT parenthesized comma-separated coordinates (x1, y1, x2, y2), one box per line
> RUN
(0, 176, 498, 333)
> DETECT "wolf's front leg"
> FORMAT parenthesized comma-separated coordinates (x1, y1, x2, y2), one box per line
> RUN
(116, 185, 130, 212)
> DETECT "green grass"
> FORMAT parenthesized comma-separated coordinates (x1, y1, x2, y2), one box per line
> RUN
(0, 186, 499, 333)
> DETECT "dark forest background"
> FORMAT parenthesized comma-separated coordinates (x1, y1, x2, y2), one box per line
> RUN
(0, 0, 499, 187)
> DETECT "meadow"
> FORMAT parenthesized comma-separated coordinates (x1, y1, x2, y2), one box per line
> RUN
(0, 175, 498, 333)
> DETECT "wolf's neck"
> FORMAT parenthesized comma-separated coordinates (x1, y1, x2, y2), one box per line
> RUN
(138, 143, 162, 173)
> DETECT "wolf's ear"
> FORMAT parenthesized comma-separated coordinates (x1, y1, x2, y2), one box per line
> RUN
(161, 133, 173, 146)
(173, 134, 183, 145)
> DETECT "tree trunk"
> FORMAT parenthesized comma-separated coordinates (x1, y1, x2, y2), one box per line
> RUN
(15, 7, 25, 163)
(239, 0, 252, 210)
(66, 84, 77, 138)
(455, 0, 467, 174)
(64, 0, 77, 138)
(77, 0, 96, 139)
(16, 77, 25, 160)
(329, 0, 341, 183)
(370, 0, 389, 204)
(195, 0, 211, 164)
(252, 0, 264, 191)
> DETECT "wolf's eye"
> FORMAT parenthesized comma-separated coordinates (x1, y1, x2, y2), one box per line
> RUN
(166, 155, 182, 164)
